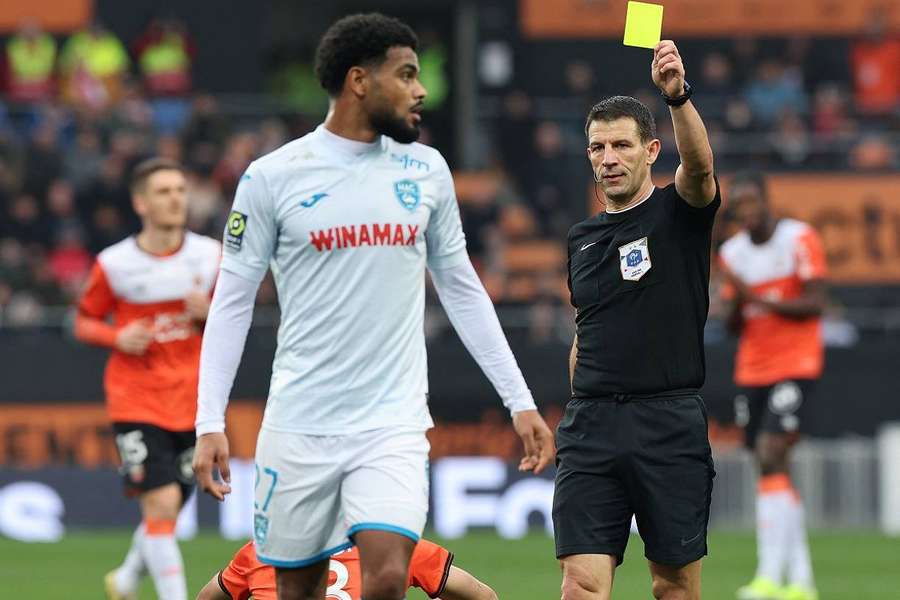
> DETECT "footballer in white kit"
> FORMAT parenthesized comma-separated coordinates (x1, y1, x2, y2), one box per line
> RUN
(193, 13, 553, 600)
(226, 126, 471, 563)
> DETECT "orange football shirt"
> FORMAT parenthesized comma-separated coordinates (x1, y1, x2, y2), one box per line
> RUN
(75, 233, 220, 431)
(220, 540, 453, 600)
(719, 219, 827, 387)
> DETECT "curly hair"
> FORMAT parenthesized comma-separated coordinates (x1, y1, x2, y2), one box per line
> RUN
(315, 13, 418, 96)
(584, 96, 657, 142)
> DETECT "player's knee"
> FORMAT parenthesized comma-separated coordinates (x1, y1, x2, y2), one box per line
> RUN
(361, 563, 408, 600)
(560, 563, 606, 600)
(756, 443, 788, 475)
(140, 484, 183, 521)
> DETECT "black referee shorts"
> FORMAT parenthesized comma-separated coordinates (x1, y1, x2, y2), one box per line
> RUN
(552, 393, 715, 567)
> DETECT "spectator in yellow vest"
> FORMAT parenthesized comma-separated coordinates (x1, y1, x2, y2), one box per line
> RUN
(133, 17, 195, 97)
(3, 20, 57, 104)
(59, 21, 130, 110)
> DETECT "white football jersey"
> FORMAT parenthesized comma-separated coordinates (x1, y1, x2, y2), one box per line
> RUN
(221, 125, 467, 434)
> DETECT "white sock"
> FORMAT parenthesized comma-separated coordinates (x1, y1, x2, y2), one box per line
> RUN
(755, 474, 794, 585)
(787, 492, 815, 589)
(114, 524, 145, 593)
(141, 524, 187, 600)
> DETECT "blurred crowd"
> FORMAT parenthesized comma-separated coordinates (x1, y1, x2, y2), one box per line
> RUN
(0, 15, 897, 335)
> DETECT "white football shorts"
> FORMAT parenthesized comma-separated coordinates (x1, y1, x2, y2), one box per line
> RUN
(252, 426, 430, 567)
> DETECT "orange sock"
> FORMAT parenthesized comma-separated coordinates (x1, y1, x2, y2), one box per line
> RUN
(143, 518, 177, 536)
(758, 473, 792, 494)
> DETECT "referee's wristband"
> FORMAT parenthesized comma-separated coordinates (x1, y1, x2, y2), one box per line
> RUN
(662, 81, 692, 107)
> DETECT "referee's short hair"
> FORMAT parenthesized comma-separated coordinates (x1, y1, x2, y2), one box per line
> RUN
(729, 169, 768, 200)
(584, 96, 657, 142)
(315, 13, 419, 96)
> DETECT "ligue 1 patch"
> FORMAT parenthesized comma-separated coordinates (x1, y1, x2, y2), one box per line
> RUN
(394, 179, 421, 211)
(225, 211, 248, 251)
(618, 236, 651, 281)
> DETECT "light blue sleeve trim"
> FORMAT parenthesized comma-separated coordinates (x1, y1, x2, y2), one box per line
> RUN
(256, 541, 353, 568)
(347, 522, 420, 542)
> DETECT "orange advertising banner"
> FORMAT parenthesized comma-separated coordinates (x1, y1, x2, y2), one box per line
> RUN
(521, 0, 900, 38)
(582, 174, 900, 284)
(0, 401, 265, 468)
(0, 0, 92, 33)
(0, 401, 749, 467)
(763, 175, 900, 285)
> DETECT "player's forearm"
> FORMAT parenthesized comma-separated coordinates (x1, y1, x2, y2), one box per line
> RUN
(755, 281, 826, 320)
(759, 296, 825, 319)
(195, 574, 230, 600)
(73, 313, 118, 348)
(195, 268, 258, 435)
(723, 301, 744, 334)
(669, 101, 714, 178)
(429, 260, 537, 414)
(439, 566, 499, 600)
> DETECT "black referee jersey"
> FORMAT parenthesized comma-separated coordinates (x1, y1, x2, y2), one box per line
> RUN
(567, 180, 721, 398)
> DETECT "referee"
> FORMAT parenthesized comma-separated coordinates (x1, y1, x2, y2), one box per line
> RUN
(553, 41, 718, 600)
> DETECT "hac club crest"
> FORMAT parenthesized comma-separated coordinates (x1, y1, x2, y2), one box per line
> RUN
(618, 237, 652, 281)
(394, 179, 421, 211)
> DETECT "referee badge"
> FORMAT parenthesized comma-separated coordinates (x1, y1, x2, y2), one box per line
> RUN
(618, 237, 652, 281)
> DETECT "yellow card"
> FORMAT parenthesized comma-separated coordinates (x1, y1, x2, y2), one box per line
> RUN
(623, 1, 663, 49)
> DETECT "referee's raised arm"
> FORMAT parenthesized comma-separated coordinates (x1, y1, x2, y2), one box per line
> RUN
(652, 40, 716, 208)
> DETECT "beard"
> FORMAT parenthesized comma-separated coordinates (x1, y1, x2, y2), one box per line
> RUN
(370, 105, 420, 144)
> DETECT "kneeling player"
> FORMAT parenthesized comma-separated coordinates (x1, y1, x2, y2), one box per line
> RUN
(196, 539, 498, 600)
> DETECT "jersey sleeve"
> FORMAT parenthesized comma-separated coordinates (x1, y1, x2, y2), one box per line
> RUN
(795, 226, 827, 281)
(220, 165, 277, 284)
(74, 260, 118, 348)
(408, 539, 454, 598)
(425, 154, 468, 271)
(77, 261, 115, 318)
(672, 176, 721, 225)
(219, 543, 255, 600)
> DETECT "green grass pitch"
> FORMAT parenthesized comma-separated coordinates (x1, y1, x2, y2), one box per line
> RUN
(2, 530, 898, 598)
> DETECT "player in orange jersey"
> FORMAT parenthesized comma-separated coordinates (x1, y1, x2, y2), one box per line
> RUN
(718, 170, 827, 600)
(74, 158, 221, 600)
(196, 539, 498, 600)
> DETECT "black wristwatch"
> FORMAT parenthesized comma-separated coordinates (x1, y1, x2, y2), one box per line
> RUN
(662, 81, 692, 107)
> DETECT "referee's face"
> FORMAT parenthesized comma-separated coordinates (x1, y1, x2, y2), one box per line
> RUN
(586, 118, 659, 203)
